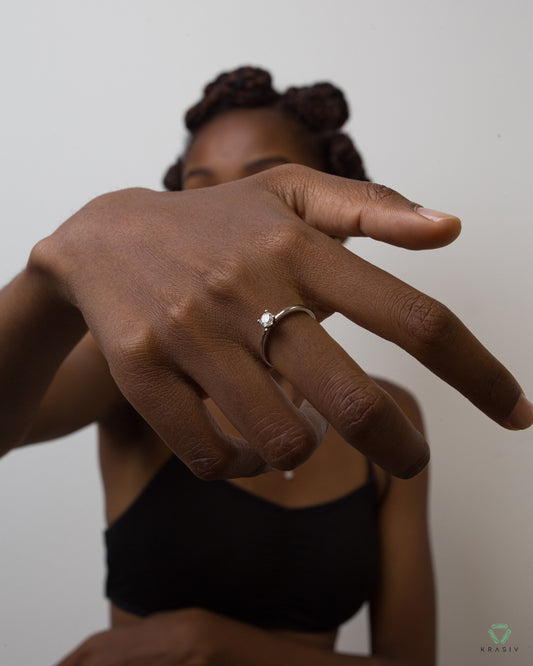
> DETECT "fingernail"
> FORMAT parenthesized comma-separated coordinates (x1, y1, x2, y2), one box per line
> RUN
(505, 393, 533, 430)
(416, 207, 457, 222)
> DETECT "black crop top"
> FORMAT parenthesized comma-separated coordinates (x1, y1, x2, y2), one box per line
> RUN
(104, 454, 380, 633)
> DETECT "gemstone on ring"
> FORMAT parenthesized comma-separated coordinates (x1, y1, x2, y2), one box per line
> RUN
(258, 310, 275, 328)
(257, 305, 317, 368)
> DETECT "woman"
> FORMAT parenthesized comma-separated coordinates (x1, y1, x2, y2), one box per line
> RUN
(17, 67, 436, 665)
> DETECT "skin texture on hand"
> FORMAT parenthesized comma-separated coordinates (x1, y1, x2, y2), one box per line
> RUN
(31, 165, 530, 480)
(53, 608, 213, 665)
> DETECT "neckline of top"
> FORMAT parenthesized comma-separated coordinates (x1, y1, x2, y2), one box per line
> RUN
(217, 470, 375, 513)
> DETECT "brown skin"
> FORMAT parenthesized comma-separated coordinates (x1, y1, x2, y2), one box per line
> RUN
(5, 161, 526, 477)
(2, 109, 529, 664)
(181, 107, 324, 187)
(36, 108, 435, 664)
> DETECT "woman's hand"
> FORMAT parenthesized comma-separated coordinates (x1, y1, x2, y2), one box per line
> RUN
(54, 608, 216, 666)
(29, 165, 531, 480)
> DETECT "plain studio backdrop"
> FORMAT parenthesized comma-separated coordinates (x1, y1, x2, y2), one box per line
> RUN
(0, 2, 531, 665)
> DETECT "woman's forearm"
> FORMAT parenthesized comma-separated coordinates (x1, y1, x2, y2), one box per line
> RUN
(216, 637, 395, 666)
(208, 617, 402, 666)
(0, 254, 86, 453)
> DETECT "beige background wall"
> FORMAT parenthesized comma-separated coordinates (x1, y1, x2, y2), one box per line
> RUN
(0, 1, 531, 664)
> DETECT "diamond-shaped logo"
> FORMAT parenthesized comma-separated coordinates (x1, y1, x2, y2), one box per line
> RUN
(488, 624, 511, 645)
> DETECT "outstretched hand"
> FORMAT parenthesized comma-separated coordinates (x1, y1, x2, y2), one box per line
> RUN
(33, 165, 531, 479)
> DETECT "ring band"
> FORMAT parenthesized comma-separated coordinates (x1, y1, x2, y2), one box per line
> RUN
(257, 305, 316, 368)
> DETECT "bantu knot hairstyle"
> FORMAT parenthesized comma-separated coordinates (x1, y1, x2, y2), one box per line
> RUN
(163, 66, 369, 191)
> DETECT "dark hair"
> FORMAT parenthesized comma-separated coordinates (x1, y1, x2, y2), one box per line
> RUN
(163, 66, 370, 190)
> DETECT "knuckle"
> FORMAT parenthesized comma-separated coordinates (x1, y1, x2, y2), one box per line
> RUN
(111, 324, 162, 377)
(164, 293, 204, 336)
(400, 292, 458, 354)
(200, 258, 254, 306)
(186, 448, 232, 481)
(113, 296, 208, 370)
(260, 419, 316, 470)
(363, 182, 399, 204)
(323, 373, 388, 439)
(164, 294, 240, 365)
(263, 218, 312, 268)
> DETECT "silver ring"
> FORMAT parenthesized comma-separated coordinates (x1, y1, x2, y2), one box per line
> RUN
(257, 305, 316, 368)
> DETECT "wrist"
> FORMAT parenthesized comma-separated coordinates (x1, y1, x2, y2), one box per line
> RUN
(28, 229, 77, 309)
(25, 237, 87, 343)
(0, 249, 87, 452)
(27, 190, 117, 309)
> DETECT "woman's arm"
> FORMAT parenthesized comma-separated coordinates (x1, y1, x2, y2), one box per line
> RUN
(0, 258, 124, 456)
(368, 385, 436, 666)
(53, 608, 410, 666)
(0, 261, 86, 454)
(20, 332, 125, 446)
(368, 466, 435, 665)
(205, 615, 408, 665)
(1, 172, 530, 475)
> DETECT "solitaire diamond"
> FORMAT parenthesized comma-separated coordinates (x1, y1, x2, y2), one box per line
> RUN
(258, 311, 275, 327)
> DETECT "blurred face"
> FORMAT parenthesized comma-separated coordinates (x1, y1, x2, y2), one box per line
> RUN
(182, 107, 323, 189)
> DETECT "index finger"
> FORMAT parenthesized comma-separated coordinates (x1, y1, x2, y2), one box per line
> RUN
(274, 233, 531, 432)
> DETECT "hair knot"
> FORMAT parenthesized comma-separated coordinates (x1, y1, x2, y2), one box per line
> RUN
(185, 66, 280, 132)
(281, 83, 349, 131)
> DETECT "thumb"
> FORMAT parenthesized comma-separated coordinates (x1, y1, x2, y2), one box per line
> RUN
(265, 164, 461, 250)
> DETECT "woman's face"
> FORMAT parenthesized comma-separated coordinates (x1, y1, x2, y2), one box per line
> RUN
(182, 107, 323, 189)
